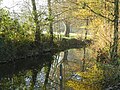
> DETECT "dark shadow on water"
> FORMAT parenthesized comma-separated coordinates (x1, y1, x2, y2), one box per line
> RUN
(0, 55, 53, 78)
(0, 54, 54, 89)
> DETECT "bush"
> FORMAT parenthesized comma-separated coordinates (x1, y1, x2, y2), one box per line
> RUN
(66, 63, 120, 90)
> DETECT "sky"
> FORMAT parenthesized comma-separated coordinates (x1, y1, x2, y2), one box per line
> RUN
(0, 0, 47, 12)
(1, 0, 23, 11)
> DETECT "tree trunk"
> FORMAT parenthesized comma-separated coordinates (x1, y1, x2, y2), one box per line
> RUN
(65, 21, 70, 37)
(32, 69, 38, 87)
(63, 50, 68, 60)
(48, 0, 54, 48)
(60, 64, 63, 90)
(31, 0, 40, 45)
(110, 0, 119, 64)
(82, 18, 88, 72)
(84, 18, 88, 39)
(43, 61, 52, 90)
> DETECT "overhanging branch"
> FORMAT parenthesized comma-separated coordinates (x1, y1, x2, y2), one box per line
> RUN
(85, 3, 114, 22)
(68, 0, 114, 22)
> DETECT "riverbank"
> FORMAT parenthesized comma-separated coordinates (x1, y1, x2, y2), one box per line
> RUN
(0, 37, 92, 64)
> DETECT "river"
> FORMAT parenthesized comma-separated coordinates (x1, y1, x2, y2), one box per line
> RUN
(0, 47, 94, 90)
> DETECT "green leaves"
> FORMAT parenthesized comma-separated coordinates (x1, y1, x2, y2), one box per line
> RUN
(45, 16, 54, 22)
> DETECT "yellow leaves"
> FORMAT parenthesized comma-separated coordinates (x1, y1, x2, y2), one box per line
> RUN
(73, 9, 92, 19)
(77, 0, 101, 3)
(66, 80, 77, 88)
(66, 64, 103, 90)
(66, 79, 102, 90)
(89, 17, 113, 49)
(74, 0, 105, 20)
(89, 18, 104, 29)
(66, 80, 86, 90)
(77, 64, 103, 80)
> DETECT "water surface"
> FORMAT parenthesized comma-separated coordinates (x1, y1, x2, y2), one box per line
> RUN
(0, 48, 93, 90)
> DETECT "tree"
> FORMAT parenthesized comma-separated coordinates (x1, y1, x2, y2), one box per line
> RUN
(48, 0, 54, 48)
(64, 21, 70, 37)
(31, 0, 40, 45)
(52, 0, 78, 37)
(110, 0, 119, 64)
(76, 0, 119, 64)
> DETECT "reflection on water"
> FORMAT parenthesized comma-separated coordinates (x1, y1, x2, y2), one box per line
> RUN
(0, 48, 93, 90)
